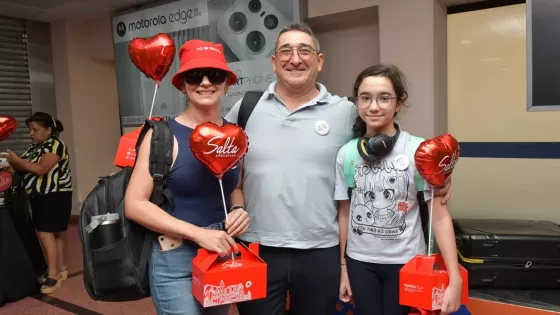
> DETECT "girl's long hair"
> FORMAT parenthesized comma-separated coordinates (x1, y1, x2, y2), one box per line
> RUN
(351, 64, 409, 138)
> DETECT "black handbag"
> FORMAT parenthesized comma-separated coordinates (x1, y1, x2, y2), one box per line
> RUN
(0, 207, 40, 303)
(5, 172, 47, 278)
(0, 173, 41, 302)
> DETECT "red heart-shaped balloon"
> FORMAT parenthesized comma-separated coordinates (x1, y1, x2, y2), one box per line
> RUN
(414, 134, 460, 187)
(0, 170, 12, 192)
(0, 116, 17, 142)
(128, 33, 176, 84)
(189, 123, 249, 179)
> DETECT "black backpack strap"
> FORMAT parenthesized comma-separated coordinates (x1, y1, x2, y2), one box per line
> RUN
(134, 119, 174, 209)
(135, 119, 175, 283)
(147, 120, 174, 210)
(237, 91, 264, 130)
(417, 191, 430, 246)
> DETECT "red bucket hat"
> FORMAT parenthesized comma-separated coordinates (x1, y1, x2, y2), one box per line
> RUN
(171, 39, 238, 91)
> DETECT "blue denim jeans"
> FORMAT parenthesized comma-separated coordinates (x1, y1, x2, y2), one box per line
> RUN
(148, 222, 230, 315)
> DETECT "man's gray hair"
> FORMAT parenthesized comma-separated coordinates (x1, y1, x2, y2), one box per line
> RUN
(274, 22, 321, 52)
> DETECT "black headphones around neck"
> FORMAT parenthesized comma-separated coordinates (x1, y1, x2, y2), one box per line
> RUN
(357, 123, 401, 162)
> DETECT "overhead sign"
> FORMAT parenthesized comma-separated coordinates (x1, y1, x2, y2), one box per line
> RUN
(112, 0, 302, 129)
(112, 0, 209, 44)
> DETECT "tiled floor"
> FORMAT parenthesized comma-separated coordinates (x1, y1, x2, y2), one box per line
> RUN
(0, 223, 241, 315)
(3, 223, 559, 315)
(0, 297, 75, 315)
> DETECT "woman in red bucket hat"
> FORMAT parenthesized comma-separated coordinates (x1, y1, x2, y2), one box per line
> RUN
(125, 39, 249, 315)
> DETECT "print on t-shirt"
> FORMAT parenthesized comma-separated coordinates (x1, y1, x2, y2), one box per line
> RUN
(350, 159, 411, 239)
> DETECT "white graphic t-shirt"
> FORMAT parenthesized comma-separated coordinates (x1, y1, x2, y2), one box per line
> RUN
(334, 131, 434, 264)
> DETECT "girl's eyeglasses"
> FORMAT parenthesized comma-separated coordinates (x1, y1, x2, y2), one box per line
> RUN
(354, 94, 398, 109)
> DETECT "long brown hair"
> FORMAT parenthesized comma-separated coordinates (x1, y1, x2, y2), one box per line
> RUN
(351, 64, 409, 138)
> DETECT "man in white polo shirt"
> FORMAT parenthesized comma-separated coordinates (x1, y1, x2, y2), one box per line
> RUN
(226, 23, 451, 315)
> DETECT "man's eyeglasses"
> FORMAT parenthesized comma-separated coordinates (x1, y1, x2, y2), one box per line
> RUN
(184, 69, 228, 85)
(354, 94, 398, 109)
(275, 46, 316, 62)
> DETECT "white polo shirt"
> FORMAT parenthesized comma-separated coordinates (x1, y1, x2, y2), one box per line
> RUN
(225, 82, 358, 249)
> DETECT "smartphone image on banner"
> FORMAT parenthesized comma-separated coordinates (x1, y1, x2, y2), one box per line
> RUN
(217, 0, 289, 61)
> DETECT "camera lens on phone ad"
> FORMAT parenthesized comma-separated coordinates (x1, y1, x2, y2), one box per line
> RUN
(264, 14, 278, 30)
(246, 31, 266, 53)
(229, 12, 247, 32)
(248, 0, 262, 13)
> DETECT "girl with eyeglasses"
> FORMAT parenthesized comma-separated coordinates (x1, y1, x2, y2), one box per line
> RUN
(334, 65, 462, 315)
(125, 40, 249, 315)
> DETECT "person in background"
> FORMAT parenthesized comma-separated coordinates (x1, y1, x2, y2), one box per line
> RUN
(125, 39, 249, 315)
(335, 65, 462, 315)
(225, 22, 453, 315)
(0, 112, 72, 294)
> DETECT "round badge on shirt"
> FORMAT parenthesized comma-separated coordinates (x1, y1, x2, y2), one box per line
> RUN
(393, 154, 409, 171)
(315, 120, 329, 136)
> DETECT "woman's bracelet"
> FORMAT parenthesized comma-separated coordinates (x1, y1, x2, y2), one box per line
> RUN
(229, 205, 244, 212)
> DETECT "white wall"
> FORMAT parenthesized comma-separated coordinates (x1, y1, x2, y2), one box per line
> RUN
(50, 18, 122, 214)
(315, 18, 380, 97)
(308, 0, 447, 139)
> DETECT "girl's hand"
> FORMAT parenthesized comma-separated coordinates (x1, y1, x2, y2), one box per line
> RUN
(441, 281, 462, 315)
(339, 265, 352, 303)
(434, 176, 452, 205)
(225, 208, 249, 237)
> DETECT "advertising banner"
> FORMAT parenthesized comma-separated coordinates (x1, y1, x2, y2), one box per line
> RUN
(112, 0, 302, 130)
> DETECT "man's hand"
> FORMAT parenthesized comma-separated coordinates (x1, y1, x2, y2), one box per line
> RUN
(434, 176, 452, 205)
(339, 265, 353, 303)
(225, 208, 249, 237)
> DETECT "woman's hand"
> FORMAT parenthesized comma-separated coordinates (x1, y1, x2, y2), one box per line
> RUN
(192, 228, 239, 257)
(225, 208, 249, 237)
(339, 265, 352, 303)
(0, 165, 14, 173)
(441, 280, 462, 315)
(0, 150, 19, 165)
(0, 150, 20, 171)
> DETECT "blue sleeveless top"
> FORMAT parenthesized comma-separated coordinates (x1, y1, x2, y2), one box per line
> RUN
(165, 118, 241, 227)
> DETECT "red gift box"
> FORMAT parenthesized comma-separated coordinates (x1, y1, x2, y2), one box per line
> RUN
(113, 127, 142, 168)
(409, 308, 439, 315)
(192, 242, 267, 308)
(400, 254, 468, 311)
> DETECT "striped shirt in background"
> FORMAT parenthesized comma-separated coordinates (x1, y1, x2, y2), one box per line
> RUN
(21, 137, 72, 196)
